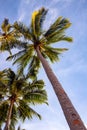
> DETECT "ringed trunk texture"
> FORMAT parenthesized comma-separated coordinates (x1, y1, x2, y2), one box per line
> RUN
(4, 100, 14, 130)
(36, 46, 86, 130)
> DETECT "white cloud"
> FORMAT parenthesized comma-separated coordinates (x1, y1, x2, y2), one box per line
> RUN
(18, 12, 26, 21)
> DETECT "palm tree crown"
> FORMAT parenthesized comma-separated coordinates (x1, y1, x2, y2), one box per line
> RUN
(7, 7, 72, 76)
(0, 18, 25, 55)
(0, 69, 48, 130)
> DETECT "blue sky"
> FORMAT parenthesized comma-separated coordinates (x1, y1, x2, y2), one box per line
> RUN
(0, 0, 87, 130)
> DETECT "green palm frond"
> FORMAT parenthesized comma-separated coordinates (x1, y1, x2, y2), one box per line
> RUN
(16, 48, 34, 76)
(13, 22, 32, 40)
(0, 101, 9, 125)
(41, 45, 68, 62)
(18, 100, 41, 121)
(44, 17, 71, 37)
(23, 80, 48, 104)
(31, 7, 48, 38)
(26, 56, 40, 79)
(0, 70, 8, 85)
(6, 49, 27, 61)
(6, 69, 16, 86)
(29, 79, 45, 89)
(0, 18, 21, 54)
(44, 17, 73, 44)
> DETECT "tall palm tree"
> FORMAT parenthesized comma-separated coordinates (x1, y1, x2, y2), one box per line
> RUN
(0, 69, 48, 130)
(6, 8, 86, 130)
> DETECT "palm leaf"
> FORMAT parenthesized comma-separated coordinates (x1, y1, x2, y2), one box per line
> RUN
(42, 45, 68, 62)
(44, 17, 71, 37)
(0, 101, 9, 125)
(18, 100, 41, 121)
(31, 7, 48, 38)
(26, 56, 40, 79)
(13, 22, 32, 40)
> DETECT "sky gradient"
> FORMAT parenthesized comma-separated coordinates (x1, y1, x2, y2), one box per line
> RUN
(0, 0, 87, 130)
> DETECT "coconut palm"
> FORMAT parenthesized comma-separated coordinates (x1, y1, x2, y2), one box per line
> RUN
(0, 69, 47, 130)
(0, 18, 26, 55)
(6, 8, 86, 130)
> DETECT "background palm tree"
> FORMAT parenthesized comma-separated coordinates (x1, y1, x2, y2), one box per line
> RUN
(6, 7, 87, 130)
(0, 69, 48, 130)
(0, 18, 26, 55)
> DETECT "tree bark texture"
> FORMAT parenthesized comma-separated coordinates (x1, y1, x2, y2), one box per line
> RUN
(36, 46, 86, 130)
(4, 99, 14, 130)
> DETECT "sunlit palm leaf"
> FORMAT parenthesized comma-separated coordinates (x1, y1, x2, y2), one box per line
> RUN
(0, 19, 21, 54)
(31, 7, 48, 38)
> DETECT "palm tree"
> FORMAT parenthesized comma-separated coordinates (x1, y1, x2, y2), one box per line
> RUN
(0, 18, 26, 55)
(6, 8, 86, 130)
(0, 69, 48, 130)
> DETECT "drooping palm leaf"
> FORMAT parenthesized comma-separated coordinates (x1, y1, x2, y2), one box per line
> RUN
(18, 100, 41, 121)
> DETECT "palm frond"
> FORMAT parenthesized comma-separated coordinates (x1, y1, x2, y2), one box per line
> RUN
(0, 101, 9, 125)
(44, 17, 72, 44)
(23, 79, 48, 104)
(0, 19, 21, 54)
(44, 17, 71, 37)
(16, 48, 34, 76)
(13, 22, 32, 40)
(18, 100, 41, 121)
(6, 49, 27, 61)
(41, 45, 67, 62)
(31, 7, 48, 38)
(0, 70, 8, 85)
(26, 56, 40, 79)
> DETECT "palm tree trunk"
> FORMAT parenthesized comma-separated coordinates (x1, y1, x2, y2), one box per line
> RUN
(4, 99, 14, 130)
(36, 46, 86, 130)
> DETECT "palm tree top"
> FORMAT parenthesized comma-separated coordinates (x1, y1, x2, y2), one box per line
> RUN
(6, 7, 73, 75)
(0, 68, 48, 129)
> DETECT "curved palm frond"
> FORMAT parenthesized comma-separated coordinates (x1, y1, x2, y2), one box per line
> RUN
(26, 55, 40, 79)
(41, 45, 68, 62)
(13, 22, 32, 40)
(31, 7, 48, 39)
(23, 79, 48, 104)
(18, 100, 41, 121)
(44, 16, 73, 44)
